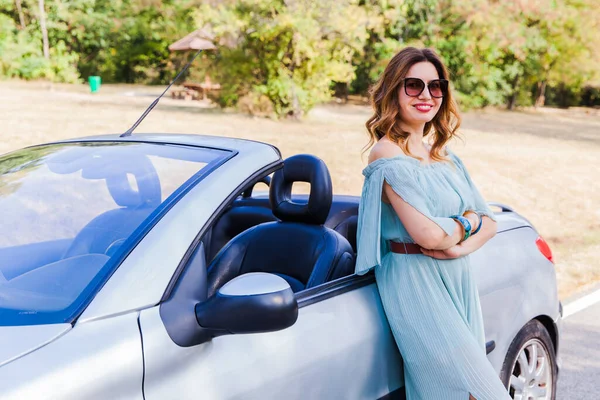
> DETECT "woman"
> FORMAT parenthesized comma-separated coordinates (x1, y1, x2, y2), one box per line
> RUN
(355, 47, 511, 400)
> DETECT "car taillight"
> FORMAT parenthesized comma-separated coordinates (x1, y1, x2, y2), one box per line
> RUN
(535, 236, 554, 263)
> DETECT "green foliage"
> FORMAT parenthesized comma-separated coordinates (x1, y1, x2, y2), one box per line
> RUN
(461, 0, 600, 109)
(0, 7, 79, 82)
(194, 0, 369, 117)
(82, 0, 197, 83)
(349, 0, 406, 95)
(350, 0, 600, 110)
(0, 0, 197, 83)
(545, 84, 583, 108)
(0, 0, 598, 112)
(580, 85, 600, 107)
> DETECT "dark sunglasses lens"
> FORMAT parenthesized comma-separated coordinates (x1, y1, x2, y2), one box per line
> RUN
(429, 80, 447, 98)
(405, 79, 424, 96)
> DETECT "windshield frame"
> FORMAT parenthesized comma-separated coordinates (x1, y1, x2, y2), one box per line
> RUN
(0, 140, 236, 326)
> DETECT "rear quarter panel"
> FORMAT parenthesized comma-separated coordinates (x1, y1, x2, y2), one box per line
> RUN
(471, 225, 559, 372)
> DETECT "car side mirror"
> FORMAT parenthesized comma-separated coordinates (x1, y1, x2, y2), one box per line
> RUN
(195, 272, 298, 342)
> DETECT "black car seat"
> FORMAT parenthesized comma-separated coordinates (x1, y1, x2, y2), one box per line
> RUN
(331, 215, 358, 253)
(204, 176, 279, 262)
(205, 205, 278, 263)
(205, 154, 355, 296)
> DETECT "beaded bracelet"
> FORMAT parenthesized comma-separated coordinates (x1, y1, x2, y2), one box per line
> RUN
(450, 215, 472, 242)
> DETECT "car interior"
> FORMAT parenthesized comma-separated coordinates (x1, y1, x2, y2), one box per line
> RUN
(0, 152, 163, 311)
(200, 154, 359, 295)
(0, 151, 360, 311)
(59, 153, 163, 259)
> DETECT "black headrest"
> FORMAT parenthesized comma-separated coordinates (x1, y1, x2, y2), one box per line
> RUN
(269, 154, 332, 225)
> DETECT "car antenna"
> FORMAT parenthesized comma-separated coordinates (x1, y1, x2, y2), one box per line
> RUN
(120, 48, 204, 137)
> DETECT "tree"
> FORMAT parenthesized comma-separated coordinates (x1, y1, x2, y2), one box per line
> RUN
(465, 0, 600, 109)
(194, 0, 370, 117)
(37, 0, 48, 59)
(0, 0, 598, 109)
(14, 0, 25, 29)
(349, 0, 407, 96)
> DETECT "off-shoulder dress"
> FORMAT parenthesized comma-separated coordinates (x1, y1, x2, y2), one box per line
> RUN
(355, 149, 511, 400)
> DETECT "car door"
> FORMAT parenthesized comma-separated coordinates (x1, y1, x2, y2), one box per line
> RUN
(139, 256, 403, 400)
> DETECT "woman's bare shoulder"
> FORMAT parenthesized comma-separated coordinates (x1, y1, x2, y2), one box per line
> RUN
(368, 139, 404, 164)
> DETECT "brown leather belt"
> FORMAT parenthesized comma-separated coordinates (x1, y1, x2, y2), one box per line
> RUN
(390, 241, 422, 254)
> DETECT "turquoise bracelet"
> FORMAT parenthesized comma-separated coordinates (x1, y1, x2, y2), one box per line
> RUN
(451, 215, 472, 242)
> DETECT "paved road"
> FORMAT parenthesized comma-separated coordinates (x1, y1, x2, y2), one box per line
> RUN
(556, 300, 600, 399)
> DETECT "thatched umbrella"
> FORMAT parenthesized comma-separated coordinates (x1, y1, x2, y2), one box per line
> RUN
(168, 29, 219, 100)
(168, 29, 216, 51)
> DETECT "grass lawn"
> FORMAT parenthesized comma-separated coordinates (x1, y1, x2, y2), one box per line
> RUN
(1, 80, 599, 299)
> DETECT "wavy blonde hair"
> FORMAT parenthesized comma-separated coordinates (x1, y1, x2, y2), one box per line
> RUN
(365, 47, 461, 163)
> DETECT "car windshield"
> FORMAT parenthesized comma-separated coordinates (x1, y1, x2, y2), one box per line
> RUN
(0, 141, 229, 326)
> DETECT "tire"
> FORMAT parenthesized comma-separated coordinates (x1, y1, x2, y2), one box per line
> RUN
(500, 320, 557, 400)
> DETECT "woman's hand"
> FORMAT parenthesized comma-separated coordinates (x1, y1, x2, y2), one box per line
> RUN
(420, 244, 465, 259)
(463, 210, 481, 232)
(420, 214, 497, 259)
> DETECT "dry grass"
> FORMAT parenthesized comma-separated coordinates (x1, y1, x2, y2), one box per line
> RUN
(1, 80, 599, 299)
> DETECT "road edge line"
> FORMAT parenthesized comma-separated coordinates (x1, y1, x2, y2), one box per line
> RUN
(563, 288, 600, 319)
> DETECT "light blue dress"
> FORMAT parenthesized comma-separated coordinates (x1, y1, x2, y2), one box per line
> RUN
(355, 149, 511, 400)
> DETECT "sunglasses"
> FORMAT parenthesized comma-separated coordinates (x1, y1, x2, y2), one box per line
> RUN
(402, 78, 448, 98)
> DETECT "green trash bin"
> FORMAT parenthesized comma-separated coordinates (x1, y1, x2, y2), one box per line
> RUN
(88, 76, 101, 93)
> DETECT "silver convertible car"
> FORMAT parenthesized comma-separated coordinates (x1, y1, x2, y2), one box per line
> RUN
(0, 134, 561, 400)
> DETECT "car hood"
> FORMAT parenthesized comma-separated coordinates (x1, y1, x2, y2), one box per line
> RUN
(0, 324, 71, 367)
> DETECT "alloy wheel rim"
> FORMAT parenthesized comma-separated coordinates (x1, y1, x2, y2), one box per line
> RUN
(508, 338, 552, 400)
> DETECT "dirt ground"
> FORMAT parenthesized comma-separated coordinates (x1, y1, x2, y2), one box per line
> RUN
(1, 80, 599, 299)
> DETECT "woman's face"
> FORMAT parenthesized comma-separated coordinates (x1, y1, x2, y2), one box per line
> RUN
(398, 61, 443, 128)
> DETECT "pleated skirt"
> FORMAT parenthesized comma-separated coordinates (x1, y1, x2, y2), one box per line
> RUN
(374, 252, 512, 400)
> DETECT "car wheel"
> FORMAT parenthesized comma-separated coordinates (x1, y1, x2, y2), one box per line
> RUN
(500, 320, 557, 400)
